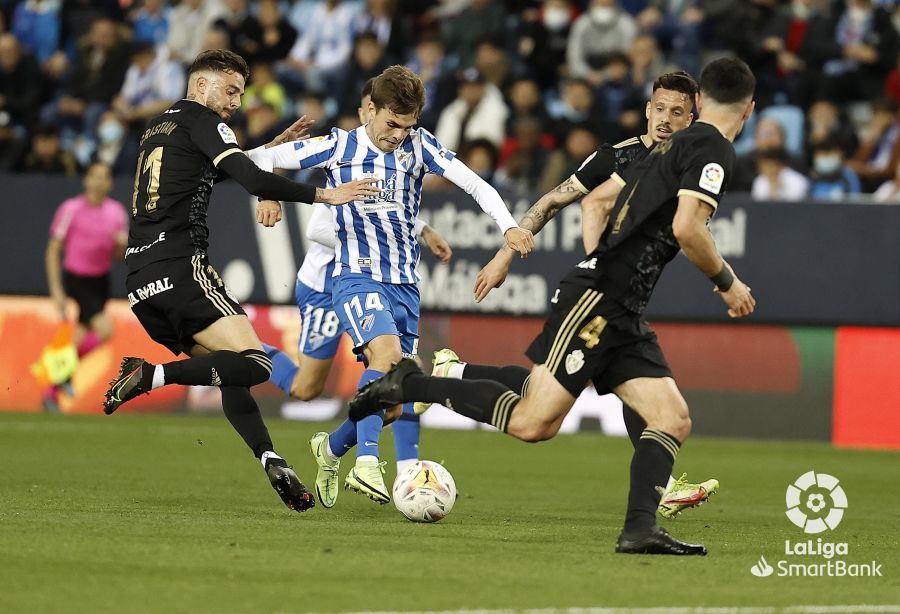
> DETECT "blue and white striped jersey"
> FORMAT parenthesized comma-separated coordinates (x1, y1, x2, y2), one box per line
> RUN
(254, 126, 456, 284)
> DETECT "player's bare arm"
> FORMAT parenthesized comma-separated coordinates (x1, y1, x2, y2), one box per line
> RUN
(474, 177, 581, 303)
(421, 225, 452, 263)
(580, 177, 623, 253)
(44, 237, 67, 318)
(672, 196, 755, 318)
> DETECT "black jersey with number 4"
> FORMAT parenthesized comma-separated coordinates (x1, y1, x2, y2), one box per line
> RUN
(570, 135, 652, 194)
(126, 99, 245, 271)
(563, 122, 735, 314)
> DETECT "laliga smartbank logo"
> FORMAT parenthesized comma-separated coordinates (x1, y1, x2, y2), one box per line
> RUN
(785, 470, 847, 533)
(749, 471, 883, 578)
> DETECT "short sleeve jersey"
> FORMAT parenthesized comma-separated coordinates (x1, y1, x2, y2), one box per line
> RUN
(126, 99, 244, 271)
(50, 196, 128, 276)
(571, 135, 652, 194)
(563, 122, 735, 313)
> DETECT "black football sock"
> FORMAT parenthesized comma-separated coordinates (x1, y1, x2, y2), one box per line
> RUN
(623, 428, 681, 533)
(163, 349, 272, 387)
(220, 386, 274, 459)
(403, 374, 520, 433)
(622, 404, 647, 449)
(461, 364, 531, 395)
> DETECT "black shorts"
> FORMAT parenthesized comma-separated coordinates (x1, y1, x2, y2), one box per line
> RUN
(126, 256, 245, 356)
(63, 270, 110, 325)
(525, 283, 672, 397)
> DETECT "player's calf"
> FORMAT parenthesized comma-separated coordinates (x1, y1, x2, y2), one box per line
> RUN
(103, 350, 274, 414)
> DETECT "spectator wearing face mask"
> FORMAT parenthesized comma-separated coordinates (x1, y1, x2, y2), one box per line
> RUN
(516, 0, 576, 91)
(805, 99, 858, 163)
(751, 147, 810, 202)
(567, 0, 637, 87)
(808, 138, 861, 200)
(93, 111, 130, 174)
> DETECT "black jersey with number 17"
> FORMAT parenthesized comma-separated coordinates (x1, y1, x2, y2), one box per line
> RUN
(563, 122, 735, 314)
(126, 99, 245, 272)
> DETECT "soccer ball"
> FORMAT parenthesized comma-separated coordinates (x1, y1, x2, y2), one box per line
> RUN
(392, 460, 457, 522)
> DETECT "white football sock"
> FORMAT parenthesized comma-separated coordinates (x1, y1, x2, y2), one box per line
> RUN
(151, 364, 165, 390)
(260, 450, 283, 468)
(447, 362, 466, 379)
(665, 475, 676, 492)
(324, 439, 338, 461)
(357, 454, 378, 464)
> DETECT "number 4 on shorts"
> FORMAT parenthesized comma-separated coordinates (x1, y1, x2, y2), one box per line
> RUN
(578, 316, 607, 349)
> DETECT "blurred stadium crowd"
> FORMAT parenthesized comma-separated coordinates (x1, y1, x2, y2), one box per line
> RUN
(1, 0, 900, 202)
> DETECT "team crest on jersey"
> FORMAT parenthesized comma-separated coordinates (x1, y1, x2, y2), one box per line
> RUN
(565, 350, 585, 375)
(396, 150, 413, 170)
(217, 123, 237, 145)
(699, 162, 725, 195)
(359, 313, 376, 332)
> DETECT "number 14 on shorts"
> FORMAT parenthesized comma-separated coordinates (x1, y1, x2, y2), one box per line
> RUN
(344, 292, 385, 335)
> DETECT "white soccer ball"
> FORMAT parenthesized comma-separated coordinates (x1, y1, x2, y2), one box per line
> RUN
(392, 460, 457, 523)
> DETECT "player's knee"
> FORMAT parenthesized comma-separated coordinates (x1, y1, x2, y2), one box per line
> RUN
(241, 349, 273, 386)
(364, 337, 403, 371)
(664, 400, 692, 442)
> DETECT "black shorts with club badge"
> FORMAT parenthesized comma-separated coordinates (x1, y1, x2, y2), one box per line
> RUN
(525, 282, 672, 397)
(126, 255, 244, 356)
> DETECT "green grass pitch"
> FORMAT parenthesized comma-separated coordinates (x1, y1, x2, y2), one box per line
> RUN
(0, 412, 897, 613)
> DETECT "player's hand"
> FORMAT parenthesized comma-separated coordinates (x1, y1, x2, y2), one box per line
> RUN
(504, 227, 534, 258)
(716, 275, 756, 318)
(319, 178, 381, 205)
(474, 251, 513, 303)
(256, 200, 283, 227)
(421, 225, 452, 263)
(266, 115, 315, 148)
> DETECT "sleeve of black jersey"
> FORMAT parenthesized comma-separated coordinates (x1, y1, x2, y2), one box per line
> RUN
(676, 134, 734, 211)
(571, 144, 617, 194)
(216, 151, 317, 204)
(189, 111, 245, 168)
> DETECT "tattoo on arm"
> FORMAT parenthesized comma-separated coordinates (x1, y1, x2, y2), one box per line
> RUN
(315, 187, 324, 203)
(518, 178, 582, 234)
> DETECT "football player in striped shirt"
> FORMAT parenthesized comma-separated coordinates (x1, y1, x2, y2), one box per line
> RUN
(250, 66, 533, 505)
(256, 80, 451, 508)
